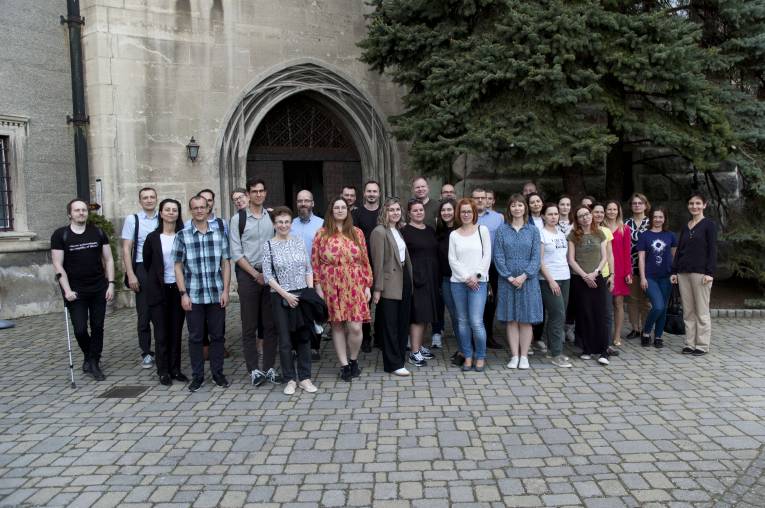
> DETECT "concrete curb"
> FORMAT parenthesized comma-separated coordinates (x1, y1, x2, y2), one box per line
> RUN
(710, 308, 765, 318)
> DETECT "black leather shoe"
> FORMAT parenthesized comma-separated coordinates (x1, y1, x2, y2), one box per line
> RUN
(339, 364, 352, 382)
(90, 361, 106, 381)
(682, 347, 694, 354)
(349, 359, 362, 378)
(159, 374, 172, 386)
(653, 339, 664, 349)
(82, 360, 92, 373)
(212, 373, 230, 388)
(172, 372, 189, 383)
(692, 349, 707, 356)
(626, 330, 640, 339)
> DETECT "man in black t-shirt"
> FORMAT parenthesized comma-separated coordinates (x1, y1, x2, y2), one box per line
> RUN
(51, 199, 115, 381)
(352, 180, 382, 352)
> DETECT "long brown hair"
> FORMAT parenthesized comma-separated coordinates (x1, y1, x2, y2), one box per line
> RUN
(571, 204, 604, 245)
(321, 196, 362, 247)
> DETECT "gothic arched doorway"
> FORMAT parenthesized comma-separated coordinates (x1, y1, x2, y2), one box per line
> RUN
(247, 94, 361, 214)
(216, 60, 399, 216)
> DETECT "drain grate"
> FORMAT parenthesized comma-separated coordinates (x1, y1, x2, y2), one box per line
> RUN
(98, 385, 149, 398)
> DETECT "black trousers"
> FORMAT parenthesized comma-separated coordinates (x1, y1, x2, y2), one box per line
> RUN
(186, 303, 225, 380)
(271, 293, 312, 381)
(237, 269, 277, 372)
(149, 283, 185, 376)
(379, 269, 412, 372)
(67, 287, 107, 362)
(134, 263, 153, 357)
(483, 262, 499, 342)
(571, 274, 609, 355)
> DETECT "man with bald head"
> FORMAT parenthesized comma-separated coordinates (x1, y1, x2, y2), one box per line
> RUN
(291, 189, 324, 261)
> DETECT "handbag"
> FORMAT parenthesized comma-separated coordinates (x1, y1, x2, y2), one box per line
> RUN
(664, 284, 685, 335)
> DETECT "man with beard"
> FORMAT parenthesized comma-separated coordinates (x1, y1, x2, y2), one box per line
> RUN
(352, 180, 381, 352)
(291, 189, 325, 359)
(342, 185, 358, 212)
(441, 183, 457, 201)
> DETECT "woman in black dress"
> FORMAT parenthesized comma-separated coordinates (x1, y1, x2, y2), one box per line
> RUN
(402, 199, 440, 367)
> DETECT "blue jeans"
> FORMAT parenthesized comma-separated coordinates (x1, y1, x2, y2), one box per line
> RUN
(450, 281, 488, 360)
(643, 277, 671, 338)
(442, 277, 461, 352)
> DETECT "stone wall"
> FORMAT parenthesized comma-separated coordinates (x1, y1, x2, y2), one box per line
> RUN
(0, 1, 77, 318)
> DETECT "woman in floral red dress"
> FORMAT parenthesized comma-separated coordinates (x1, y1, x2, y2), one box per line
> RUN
(311, 196, 373, 381)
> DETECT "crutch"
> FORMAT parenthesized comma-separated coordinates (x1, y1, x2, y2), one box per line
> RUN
(63, 305, 77, 389)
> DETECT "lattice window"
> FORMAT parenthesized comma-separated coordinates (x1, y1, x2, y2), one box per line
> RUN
(0, 136, 12, 231)
(252, 99, 351, 148)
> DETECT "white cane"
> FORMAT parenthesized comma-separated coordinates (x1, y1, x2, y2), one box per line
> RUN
(64, 306, 77, 389)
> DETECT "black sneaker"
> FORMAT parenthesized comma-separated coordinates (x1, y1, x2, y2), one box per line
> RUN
(212, 373, 230, 388)
(653, 339, 664, 349)
(408, 351, 427, 367)
(682, 347, 694, 354)
(692, 349, 707, 356)
(641, 334, 652, 347)
(172, 372, 189, 383)
(251, 369, 266, 386)
(626, 330, 640, 339)
(188, 378, 204, 392)
(339, 364, 352, 382)
(349, 359, 362, 378)
(418, 346, 435, 360)
(265, 368, 282, 384)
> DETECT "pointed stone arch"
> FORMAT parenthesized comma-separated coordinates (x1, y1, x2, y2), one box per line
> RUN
(216, 59, 398, 212)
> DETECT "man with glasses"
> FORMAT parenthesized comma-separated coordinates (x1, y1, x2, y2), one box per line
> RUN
(353, 180, 382, 352)
(174, 195, 231, 392)
(473, 187, 505, 349)
(231, 188, 249, 211)
(292, 189, 325, 359)
(229, 179, 280, 387)
(441, 183, 457, 201)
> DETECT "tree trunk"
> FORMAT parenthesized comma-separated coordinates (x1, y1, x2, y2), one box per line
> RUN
(561, 165, 586, 198)
(605, 137, 630, 201)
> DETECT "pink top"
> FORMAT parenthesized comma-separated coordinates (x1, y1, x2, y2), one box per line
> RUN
(611, 224, 632, 296)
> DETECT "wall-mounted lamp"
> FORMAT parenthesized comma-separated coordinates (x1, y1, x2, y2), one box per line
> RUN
(186, 137, 200, 162)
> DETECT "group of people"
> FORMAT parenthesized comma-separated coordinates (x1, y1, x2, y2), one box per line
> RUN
(51, 176, 717, 393)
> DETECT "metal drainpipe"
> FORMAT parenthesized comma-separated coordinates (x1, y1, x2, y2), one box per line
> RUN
(61, 0, 90, 201)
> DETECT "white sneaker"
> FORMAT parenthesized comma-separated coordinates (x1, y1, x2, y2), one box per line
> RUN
(283, 380, 297, 395)
(534, 340, 547, 353)
(393, 368, 410, 377)
(431, 333, 443, 349)
(580, 354, 592, 360)
(507, 356, 519, 369)
(518, 356, 530, 370)
(298, 379, 318, 393)
(598, 355, 610, 365)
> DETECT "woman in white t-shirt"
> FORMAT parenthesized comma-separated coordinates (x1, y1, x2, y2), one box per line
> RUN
(448, 198, 492, 372)
(539, 202, 572, 368)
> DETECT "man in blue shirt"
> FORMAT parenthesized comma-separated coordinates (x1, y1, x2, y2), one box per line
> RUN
(473, 187, 505, 349)
(174, 195, 231, 392)
(121, 187, 159, 369)
(291, 189, 324, 261)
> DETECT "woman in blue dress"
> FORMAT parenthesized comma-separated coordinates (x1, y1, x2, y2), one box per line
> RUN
(493, 194, 543, 370)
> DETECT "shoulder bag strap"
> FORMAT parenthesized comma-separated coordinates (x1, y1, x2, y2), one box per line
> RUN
(267, 240, 280, 285)
(477, 225, 484, 258)
(238, 208, 246, 238)
(131, 214, 139, 264)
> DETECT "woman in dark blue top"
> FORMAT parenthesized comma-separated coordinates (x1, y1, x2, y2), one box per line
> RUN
(637, 207, 677, 349)
(671, 193, 717, 355)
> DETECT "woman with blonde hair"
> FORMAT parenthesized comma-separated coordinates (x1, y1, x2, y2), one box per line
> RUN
(311, 197, 373, 381)
(625, 192, 651, 339)
(370, 198, 413, 376)
(604, 199, 632, 345)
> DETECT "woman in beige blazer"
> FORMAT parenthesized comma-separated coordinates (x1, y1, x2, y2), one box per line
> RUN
(370, 197, 414, 376)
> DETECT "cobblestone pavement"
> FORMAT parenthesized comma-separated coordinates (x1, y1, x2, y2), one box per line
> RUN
(1, 305, 764, 507)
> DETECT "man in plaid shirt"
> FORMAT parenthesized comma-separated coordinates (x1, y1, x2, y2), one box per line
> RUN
(174, 195, 231, 392)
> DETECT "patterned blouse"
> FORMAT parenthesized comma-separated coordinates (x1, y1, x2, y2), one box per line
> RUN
(262, 236, 312, 292)
(625, 216, 650, 272)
